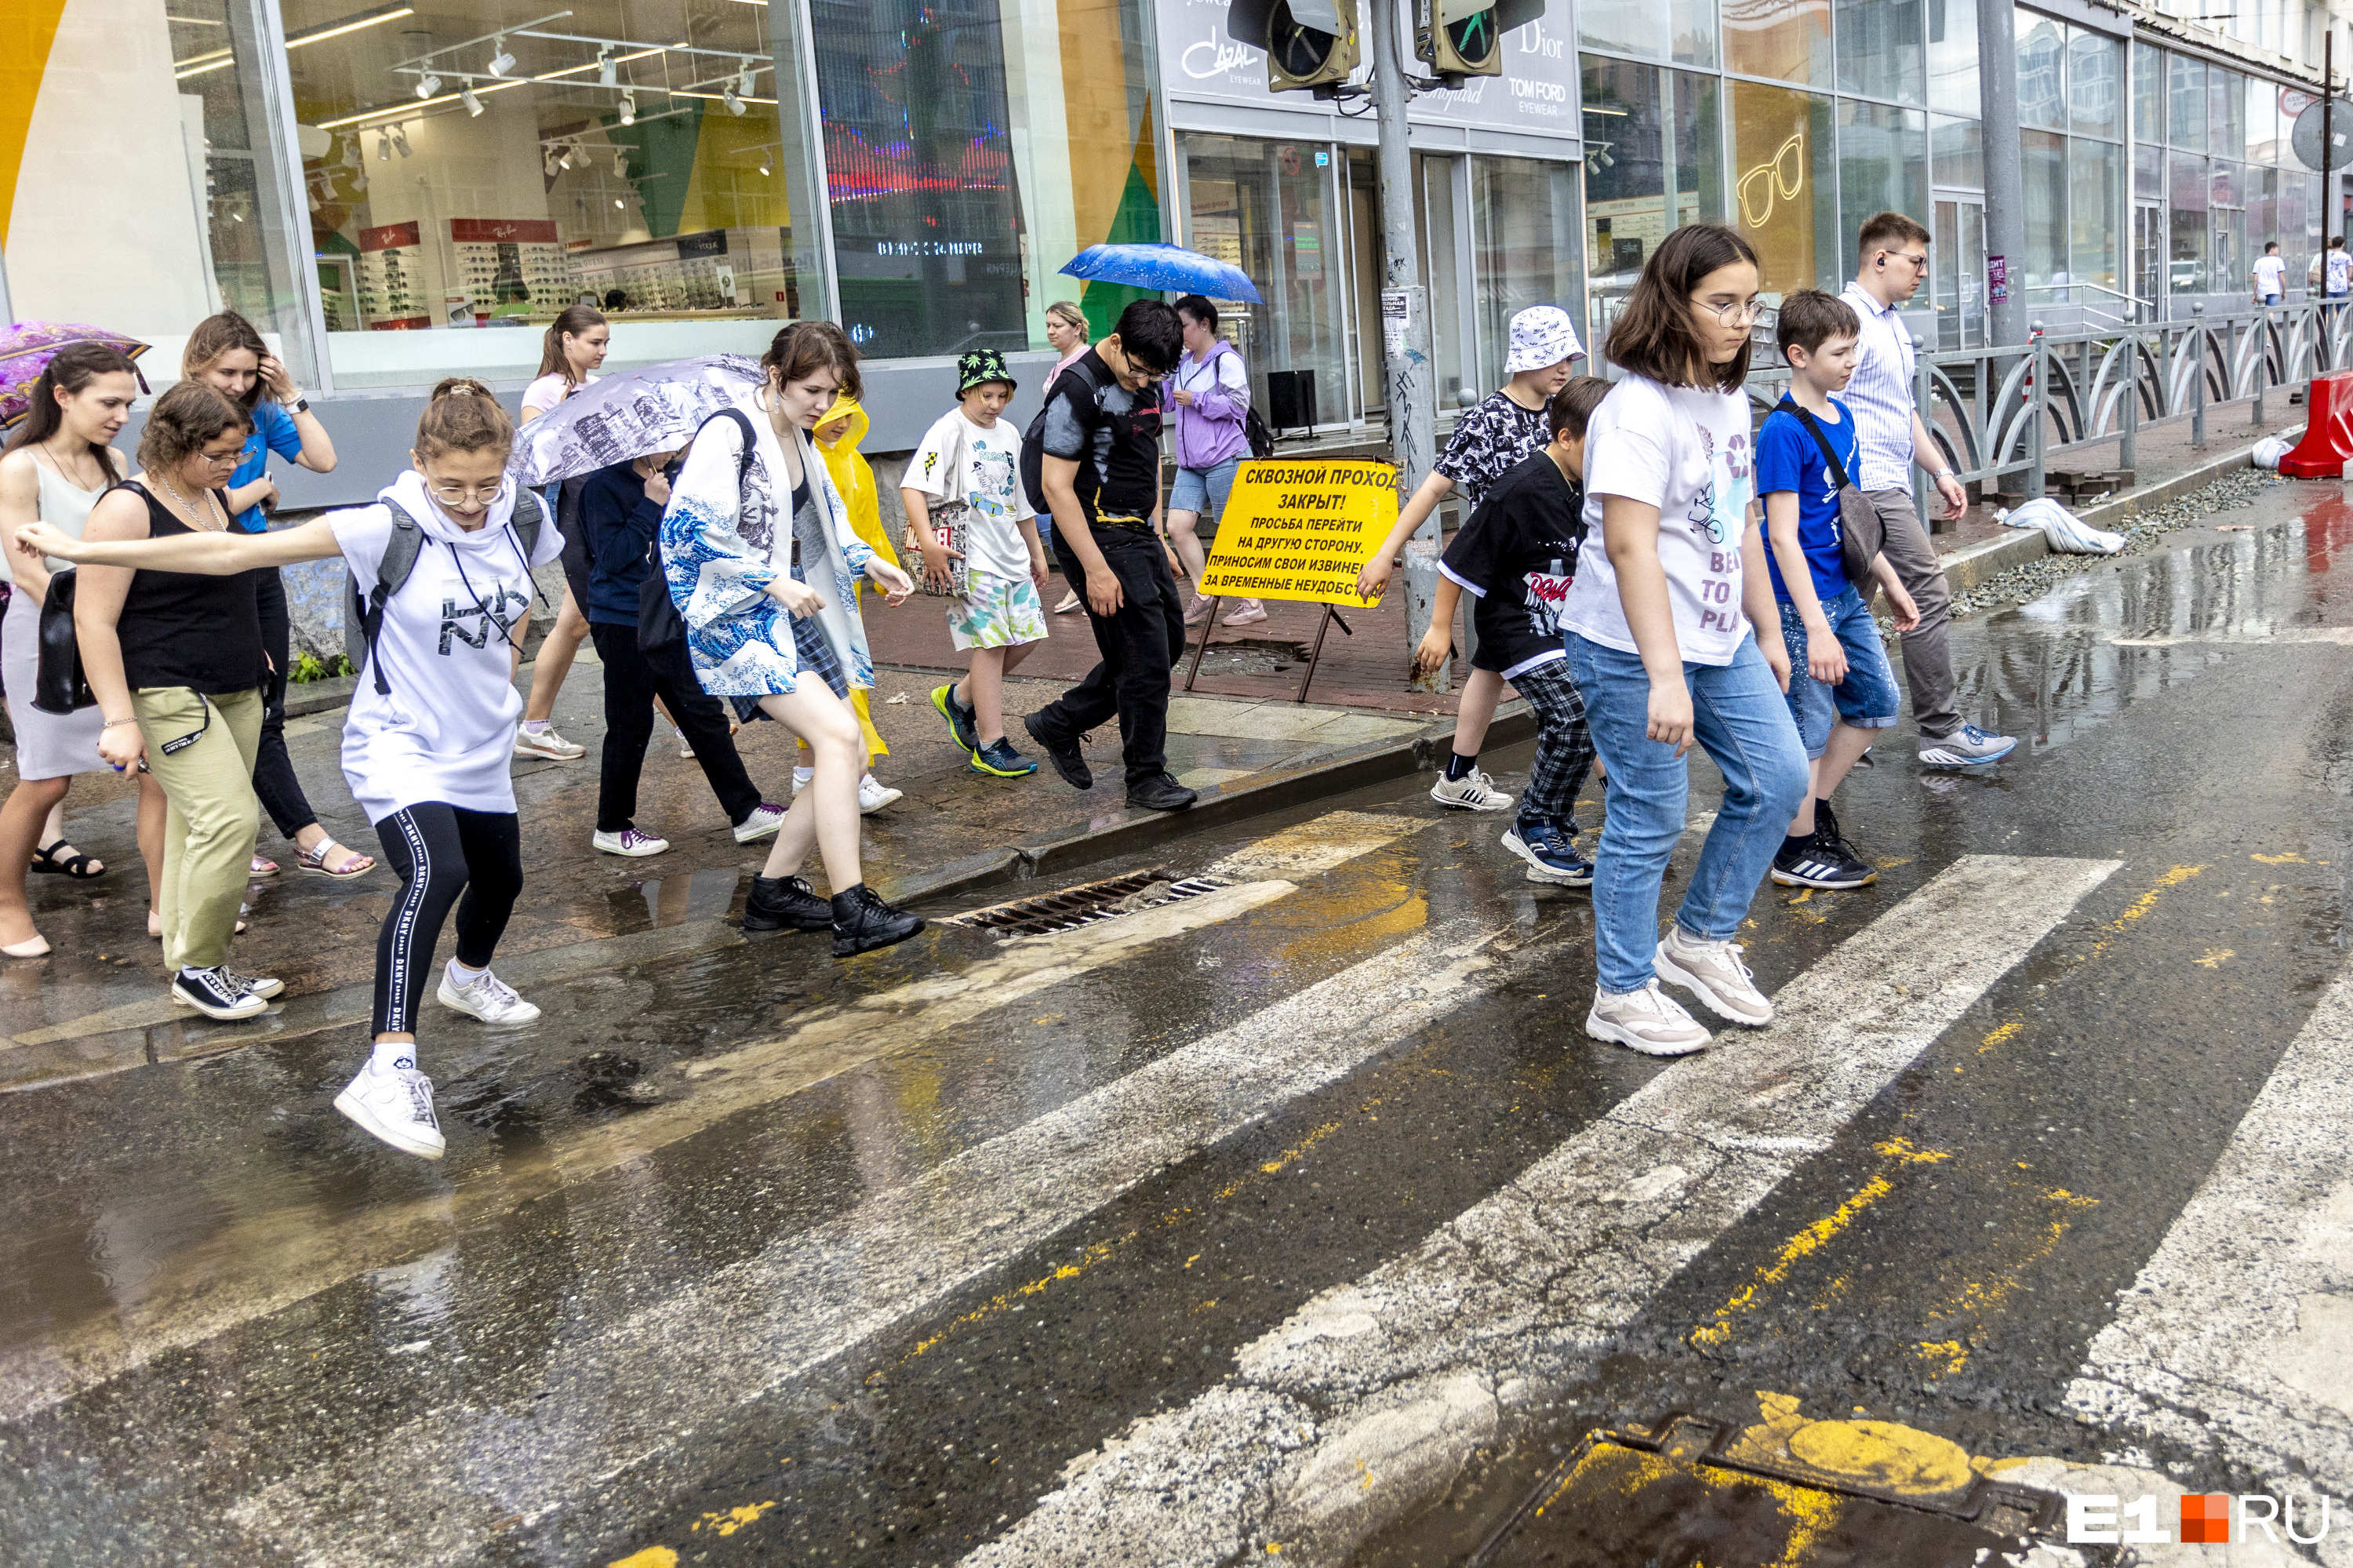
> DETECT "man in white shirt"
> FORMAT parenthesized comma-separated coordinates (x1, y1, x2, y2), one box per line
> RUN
(1839, 211, 2017, 767)
(2328, 237, 2351, 311)
(2253, 241, 2287, 306)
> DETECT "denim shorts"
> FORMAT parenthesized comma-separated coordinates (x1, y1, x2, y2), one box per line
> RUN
(1778, 587, 1900, 759)
(1169, 457, 1240, 521)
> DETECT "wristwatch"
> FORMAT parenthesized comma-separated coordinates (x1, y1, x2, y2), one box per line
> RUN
(289, 395, 310, 413)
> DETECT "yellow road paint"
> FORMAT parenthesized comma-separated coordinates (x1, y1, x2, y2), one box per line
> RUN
(608, 1551, 678, 1568)
(690, 1501, 776, 1537)
(1870, 1137, 1952, 1165)
(1978, 1020, 2024, 1053)
(1732, 1393, 1977, 1501)
(1691, 1177, 1895, 1348)
(2195, 947, 2235, 968)
(1911, 1189, 2100, 1373)
(2253, 851, 2308, 864)
(2089, 864, 2205, 957)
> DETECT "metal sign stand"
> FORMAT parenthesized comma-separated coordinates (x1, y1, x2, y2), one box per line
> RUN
(1182, 597, 1355, 705)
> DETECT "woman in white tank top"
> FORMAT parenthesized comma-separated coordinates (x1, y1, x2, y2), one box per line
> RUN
(0, 344, 169, 958)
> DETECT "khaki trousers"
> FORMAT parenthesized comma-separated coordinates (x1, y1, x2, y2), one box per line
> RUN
(1863, 489, 1960, 740)
(132, 686, 263, 971)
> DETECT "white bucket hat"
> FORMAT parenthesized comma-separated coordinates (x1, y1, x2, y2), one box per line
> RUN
(1503, 305, 1584, 373)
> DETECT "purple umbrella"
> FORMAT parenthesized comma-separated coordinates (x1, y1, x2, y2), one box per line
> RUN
(0, 322, 151, 429)
(507, 353, 767, 487)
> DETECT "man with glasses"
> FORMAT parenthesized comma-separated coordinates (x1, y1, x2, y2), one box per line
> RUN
(1840, 210, 2017, 768)
(1023, 298, 1201, 812)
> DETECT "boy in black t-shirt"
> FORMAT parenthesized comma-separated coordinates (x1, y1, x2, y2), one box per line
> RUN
(1418, 377, 1612, 886)
(1023, 300, 1196, 812)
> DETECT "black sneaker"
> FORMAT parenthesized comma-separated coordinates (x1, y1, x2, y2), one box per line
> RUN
(744, 873, 833, 932)
(830, 884, 925, 958)
(1127, 771, 1198, 813)
(1771, 831, 1877, 890)
(1813, 799, 1871, 866)
(169, 965, 268, 1020)
(1024, 712, 1093, 791)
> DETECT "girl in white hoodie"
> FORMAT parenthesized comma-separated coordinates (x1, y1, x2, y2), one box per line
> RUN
(16, 379, 559, 1162)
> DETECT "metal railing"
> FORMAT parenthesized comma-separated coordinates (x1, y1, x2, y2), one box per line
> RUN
(1745, 298, 2345, 522)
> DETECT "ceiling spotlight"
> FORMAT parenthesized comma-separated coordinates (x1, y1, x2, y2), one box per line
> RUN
(557, 141, 575, 169)
(544, 146, 561, 176)
(597, 46, 616, 87)
(416, 71, 440, 98)
(486, 36, 515, 76)
(618, 89, 635, 125)
(391, 122, 411, 156)
(758, 157, 771, 176)
(737, 56, 756, 96)
(613, 146, 628, 175)
(379, 129, 392, 161)
(722, 86, 745, 115)
(613, 196, 625, 209)
(460, 78, 483, 115)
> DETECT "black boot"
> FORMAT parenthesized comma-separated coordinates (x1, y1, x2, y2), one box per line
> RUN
(830, 883, 925, 957)
(744, 874, 833, 933)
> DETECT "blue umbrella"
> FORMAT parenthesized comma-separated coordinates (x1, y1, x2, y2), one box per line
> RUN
(1060, 243, 1264, 304)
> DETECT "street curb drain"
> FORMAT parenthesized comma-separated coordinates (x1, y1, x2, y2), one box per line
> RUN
(940, 869, 1235, 936)
(1470, 1412, 2065, 1566)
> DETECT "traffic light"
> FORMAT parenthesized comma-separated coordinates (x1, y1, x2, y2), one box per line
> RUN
(1414, 0, 1546, 84)
(1228, 0, 1361, 95)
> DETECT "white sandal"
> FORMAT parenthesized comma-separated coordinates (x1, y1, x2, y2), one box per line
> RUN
(296, 839, 376, 880)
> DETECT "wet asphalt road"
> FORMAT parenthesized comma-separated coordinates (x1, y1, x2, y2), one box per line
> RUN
(2, 477, 2351, 1567)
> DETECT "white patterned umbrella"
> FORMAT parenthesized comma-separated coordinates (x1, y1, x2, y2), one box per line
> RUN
(507, 353, 765, 487)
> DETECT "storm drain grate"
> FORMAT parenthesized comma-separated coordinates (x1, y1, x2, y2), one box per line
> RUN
(943, 868, 1231, 936)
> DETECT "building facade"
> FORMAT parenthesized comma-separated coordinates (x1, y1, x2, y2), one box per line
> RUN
(0, 0, 2346, 505)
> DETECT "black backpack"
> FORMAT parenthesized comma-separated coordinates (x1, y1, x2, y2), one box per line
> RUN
(638, 407, 758, 658)
(346, 486, 547, 695)
(1019, 357, 1103, 518)
(1243, 402, 1275, 460)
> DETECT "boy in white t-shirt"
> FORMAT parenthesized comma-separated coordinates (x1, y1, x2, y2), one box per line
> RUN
(2252, 241, 2287, 306)
(903, 349, 1050, 778)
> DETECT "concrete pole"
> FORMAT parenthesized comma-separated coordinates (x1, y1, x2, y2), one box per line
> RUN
(1367, 0, 1446, 693)
(1980, 0, 2026, 348)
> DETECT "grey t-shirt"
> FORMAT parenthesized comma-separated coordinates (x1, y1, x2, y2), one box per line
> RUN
(1038, 349, 1163, 524)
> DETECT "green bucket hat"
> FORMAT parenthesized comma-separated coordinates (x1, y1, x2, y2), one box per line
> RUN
(956, 347, 1016, 398)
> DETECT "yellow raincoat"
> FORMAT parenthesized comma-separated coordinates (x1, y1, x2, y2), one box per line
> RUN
(813, 395, 892, 761)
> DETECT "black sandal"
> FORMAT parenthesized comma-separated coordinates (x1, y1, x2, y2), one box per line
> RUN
(31, 840, 105, 880)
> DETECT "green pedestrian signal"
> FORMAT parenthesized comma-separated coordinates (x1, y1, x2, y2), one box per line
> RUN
(1415, 0, 1546, 85)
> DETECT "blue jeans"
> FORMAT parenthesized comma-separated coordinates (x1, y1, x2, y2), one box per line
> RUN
(1566, 631, 1810, 994)
(1777, 588, 1900, 759)
(1169, 457, 1241, 521)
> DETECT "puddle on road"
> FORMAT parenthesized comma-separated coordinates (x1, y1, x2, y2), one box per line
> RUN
(1958, 489, 2353, 755)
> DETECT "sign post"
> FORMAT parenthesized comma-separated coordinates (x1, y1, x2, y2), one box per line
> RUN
(1189, 457, 1399, 705)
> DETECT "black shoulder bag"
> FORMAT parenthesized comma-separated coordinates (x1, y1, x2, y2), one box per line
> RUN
(31, 568, 93, 715)
(640, 408, 758, 658)
(1777, 398, 1884, 588)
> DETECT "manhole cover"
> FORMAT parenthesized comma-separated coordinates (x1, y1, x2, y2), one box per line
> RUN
(1469, 1413, 2064, 1567)
(942, 869, 1231, 936)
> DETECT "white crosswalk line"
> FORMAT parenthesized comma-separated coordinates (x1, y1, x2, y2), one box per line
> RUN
(226, 916, 1528, 1564)
(964, 853, 2122, 1568)
(0, 813, 1432, 1427)
(2066, 960, 2353, 1495)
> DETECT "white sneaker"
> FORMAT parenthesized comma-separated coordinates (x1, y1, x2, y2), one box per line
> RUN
(333, 1058, 445, 1160)
(1431, 769, 1515, 812)
(513, 725, 586, 761)
(435, 966, 542, 1026)
(1655, 926, 1773, 1028)
(859, 776, 904, 814)
(675, 727, 695, 760)
(1918, 724, 2017, 768)
(733, 802, 787, 842)
(593, 827, 670, 857)
(1584, 982, 1711, 1057)
(791, 766, 813, 795)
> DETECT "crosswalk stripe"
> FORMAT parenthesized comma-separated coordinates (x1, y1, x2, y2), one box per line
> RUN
(2064, 959, 2353, 1492)
(225, 917, 1526, 1561)
(962, 853, 2122, 1567)
(0, 814, 1430, 1425)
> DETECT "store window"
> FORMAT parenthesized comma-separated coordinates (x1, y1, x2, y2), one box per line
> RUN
(2211, 160, 2245, 293)
(2133, 43, 2165, 147)
(1932, 115, 1983, 188)
(2209, 67, 2247, 162)
(1583, 57, 1669, 339)
(1584, 0, 1722, 67)
(2070, 138, 2122, 294)
(1471, 158, 1580, 393)
(1416, 156, 1472, 409)
(1926, 0, 1978, 117)
(1729, 81, 1838, 295)
(812, 0, 1160, 358)
(1187, 135, 1347, 431)
(1723, 0, 1831, 88)
(2020, 129, 2065, 290)
(1835, 0, 1924, 105)
(1838, 102, 1928, 264)
(2248, 78, 2282, 164)
(2017, 14, 2064, 133)
(2068, 30, 2121, 139)
(2171, 151, 2210, 293)
(12, 0, 315, 374)
(281, 0, 794, 388)
(2169, 54, 2208, 152)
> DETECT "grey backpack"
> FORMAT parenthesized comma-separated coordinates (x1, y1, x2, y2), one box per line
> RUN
(345, 488, 547, 694)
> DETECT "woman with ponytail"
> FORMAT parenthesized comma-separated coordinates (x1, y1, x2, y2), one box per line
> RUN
(0, 344, 169, 955)
(512, 303, 610, 763)
(18, 379, 565, 1161)
(661, 321, 924, 956)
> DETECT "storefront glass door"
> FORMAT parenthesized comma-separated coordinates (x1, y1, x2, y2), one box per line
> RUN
(1185, 134, 1350, 431)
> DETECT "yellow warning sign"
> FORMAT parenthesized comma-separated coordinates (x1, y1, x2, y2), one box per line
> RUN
(1196, 459, 1398, 606)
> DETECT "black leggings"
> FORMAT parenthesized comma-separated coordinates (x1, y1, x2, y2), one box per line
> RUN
(370, 802, 522, 1035)
(252, 568, 322, 842)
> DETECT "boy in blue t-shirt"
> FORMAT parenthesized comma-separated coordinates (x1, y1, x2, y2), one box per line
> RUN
(1756, 289, 1921, 891)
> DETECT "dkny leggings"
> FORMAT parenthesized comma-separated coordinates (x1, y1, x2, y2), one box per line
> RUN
(370, 802, 523, 1035)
